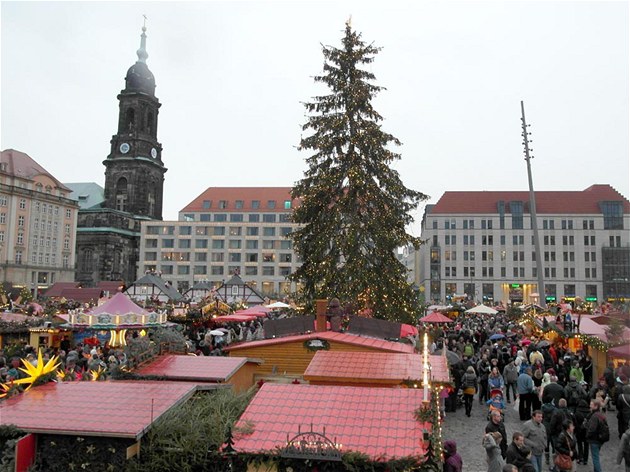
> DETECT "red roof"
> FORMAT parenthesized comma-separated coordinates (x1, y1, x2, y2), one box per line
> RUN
(58, 288, 103, 303)
(96, 281, 125, 293)
(232, 383, 429, 460)
(0, 381, 197, 439)
(1, 149, 72, 192)
(181, 187, 299, 213)
(135, 354, 259, 382)
(224, 331, 415, 354)
(304, 351, 450, 384)
(91, 292, 148, 316)
(213, 314, 258, 324)
(42, 282, 81, 298)
(431, 185, 630, 215)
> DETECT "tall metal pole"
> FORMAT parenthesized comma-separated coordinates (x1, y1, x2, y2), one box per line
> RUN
(520, 101, 546, 308)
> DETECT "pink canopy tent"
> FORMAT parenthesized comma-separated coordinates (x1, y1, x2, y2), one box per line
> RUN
(214, 314, 258, 324)
(91, 292, 149, 316)
(420, 312, 454, 324)
(233, 306, 271, 317)
(400, 324, 419, 337)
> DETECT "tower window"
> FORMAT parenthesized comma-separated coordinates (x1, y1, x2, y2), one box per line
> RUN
(115, 177, 128, 212)
(147, 111, 154, 134)
(125, 109, 135, 132)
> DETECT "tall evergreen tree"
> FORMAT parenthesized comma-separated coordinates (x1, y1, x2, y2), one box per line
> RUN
(290, 22, 428, 323)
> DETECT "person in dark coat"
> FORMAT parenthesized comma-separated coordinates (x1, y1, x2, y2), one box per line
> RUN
(486, 409, 508, 459)
(505, 432, 536, 472)
(443, 439, 463, 472)
(541, 375, 565, 405)
(554, 419, 577, 472)
(574, 399, 591, 464)
(617, 384, 630, 440)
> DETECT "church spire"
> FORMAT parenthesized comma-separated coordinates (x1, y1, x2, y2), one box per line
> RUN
(136, 15, 148, 64)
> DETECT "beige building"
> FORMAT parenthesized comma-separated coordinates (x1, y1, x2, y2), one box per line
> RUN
(0, 149, 79, 296)
(138, 187, 301, 298)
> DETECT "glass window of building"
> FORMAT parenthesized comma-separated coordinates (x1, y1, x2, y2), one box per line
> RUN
(251, 200, 260, 209)
(262, 240, 275, 249)
(229, 253, 241, 262)
(212, 239, 224, 249)
(246, 240, 258, 249)
(215, 214, 227, 222)
(229, 239, 242, 249)
(213, 226, 225, 236)
(263, 214, 276, 223)
(195, 253, 207, 262)
(267, 200, 276, 209)
(230, 227, 242, 236)
(280, 240, 292, 249)
(179, 239, 191, 249)
(263, 227, 276, 237)
(195, 239, 208, 249)
(230, 214, 243, 222)
(263, 267, 275, 276)
(162, 239, 174, 248)
(249, 214, 260, 222)
(211, 253, 224, 262)
(246, 227, 259, 236)
(211, 266, 224, 275)
(180, 226, 192, 235)
(245, 266, 258, 276)
(246, 253, 258, 262)
(178, 266, 190, 275)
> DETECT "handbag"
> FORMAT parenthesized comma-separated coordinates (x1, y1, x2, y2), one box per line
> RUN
(553, 436, 573, 470)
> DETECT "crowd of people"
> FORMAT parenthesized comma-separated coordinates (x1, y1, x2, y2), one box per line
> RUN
(434, 311, 630, 472)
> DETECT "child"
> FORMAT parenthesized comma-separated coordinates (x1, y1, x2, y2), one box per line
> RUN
(487, 393, 506, 417)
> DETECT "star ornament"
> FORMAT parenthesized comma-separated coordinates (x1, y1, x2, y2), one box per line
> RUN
(13, 350, 61, 391)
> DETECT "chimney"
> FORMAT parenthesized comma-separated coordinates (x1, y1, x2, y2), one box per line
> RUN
(315, 299, 328, 332)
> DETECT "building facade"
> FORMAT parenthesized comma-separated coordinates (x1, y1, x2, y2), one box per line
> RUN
(138, 187, 301, 297)
(74, 25, 166, 287)
(0, 149, 79, 295)
(417, 185, 630, 305)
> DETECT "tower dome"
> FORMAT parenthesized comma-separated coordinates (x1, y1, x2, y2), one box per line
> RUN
(124, 25, 155, 95)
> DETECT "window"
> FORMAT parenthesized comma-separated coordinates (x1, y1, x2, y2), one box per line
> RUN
(263, 227, 276, 237)
(218, 200, 228, 209)
(179, 226, 192, 235)
(229, 227, 242, 236)
(245, 266, 258, 275)
(18, 215, 25, 227)
(0, 231, 4, 243)
(500, 235, 505, 245)
(15, 250, 22, 264)
(213, 227, 225, 236)
(280, 227, 292, 236)
(195, 239, 208, 249)
(246, 253, 258, 263)
(279, 214, 291, 222)
(229, 253, 241, 262)
(230, 214, 243, 222)
(279, 267, 291, 276)
(162, 239, 175, 248)
(251, 200, 260, 209)
(177, 266, 190, 275)
(235, 200, 244, 209)
(17, 233, 23, 245)
(263, 214, 276, 223)
(193, 266, 208, 275)
(280, 253, 292, 263)
(211, 253, 224, 262)
(262, 267, 275, 276)
(263, 253, 275, 262)
(280, 240, 292, 250)
(246, 240, 258, 249)
(284, 200, 292, 209)
(214, 214, 227, 222)
(19, 199, 26, 210)
(64, 239, 70, 250)
(510, 201, 524, 229)
(249, 214, 260, 222)
(601, 201, 624, 229)
(202, 200, 211, 209)
(267, 200, 276, 209)
(212, 239, 224, 249)
(211, 266, 224, 275)
(0, 196, 6, 206)
(262, 240, 275, 249)
(228, 239, 242, 249)
(145, 252, 157, 261)
(178, 239, 191, 249)
(194, 253, 207, 262)
(432, 220, 438, 230)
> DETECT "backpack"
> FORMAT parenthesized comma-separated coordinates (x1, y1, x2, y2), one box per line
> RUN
(597, 414, 609, 443)
(567, 385, 582, 406)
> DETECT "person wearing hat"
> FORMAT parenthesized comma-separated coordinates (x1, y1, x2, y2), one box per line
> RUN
(443, 439, 463, 472)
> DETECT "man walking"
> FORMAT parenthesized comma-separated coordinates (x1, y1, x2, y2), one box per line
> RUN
(517, 367, 536, 421)
(522, 410, 547, 472)
(486, 409, 508, 459)
(503, 359, 519, 403)
(586, 398, 610, 472)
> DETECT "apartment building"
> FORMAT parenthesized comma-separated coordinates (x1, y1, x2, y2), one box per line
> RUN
(138, 187, 301, 297)
(0, 149, 79, 295)
(417, 185, 630, 305)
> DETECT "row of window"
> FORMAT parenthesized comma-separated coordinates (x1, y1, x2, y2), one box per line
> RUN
(147, 224, 294, 236)
(440, 266, 598, 279)
(147, 239, 293, 250)
(434, 216, 619, 231)
(144, 265, 292, 277)
(145, 251, 294, 263)
(430, 282, 597, 299)
(183, 213, 293, 223)
(13, 250, 70, 267)
(201, 199, 292, 210)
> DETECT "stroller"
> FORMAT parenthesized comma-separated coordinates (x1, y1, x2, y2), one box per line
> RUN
(486, 387, 506, 420)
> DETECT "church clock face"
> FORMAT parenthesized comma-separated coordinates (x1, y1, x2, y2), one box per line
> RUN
(119, 142, 130, 154)
(151, 147, 157, 159)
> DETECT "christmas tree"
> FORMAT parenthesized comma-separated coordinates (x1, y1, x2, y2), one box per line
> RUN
(290, 21, 428, 323)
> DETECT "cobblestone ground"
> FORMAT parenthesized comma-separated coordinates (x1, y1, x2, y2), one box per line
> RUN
(442, 397, 623, 472)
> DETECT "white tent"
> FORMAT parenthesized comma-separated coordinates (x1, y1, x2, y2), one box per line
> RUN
(465, 304, 498, 315)
(265, 301, 290, 309)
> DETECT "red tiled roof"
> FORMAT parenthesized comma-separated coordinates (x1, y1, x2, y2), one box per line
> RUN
(181, 187, 299, 213)
(431, 185, 630, 214)
(1, 149, 71, 191)
(42, 282, 81, 297)
(96, 281, 125, 293)
(59, 288, 103, 303)
(0, 381, 197, 439)
(135, 354, 258, 382)
(304, 352, 450, 384)
(232, 383, 428, 460)
(224, 331, 415, 354)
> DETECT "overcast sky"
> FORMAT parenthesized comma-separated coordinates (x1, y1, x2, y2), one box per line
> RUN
(2, 1, 628, 234)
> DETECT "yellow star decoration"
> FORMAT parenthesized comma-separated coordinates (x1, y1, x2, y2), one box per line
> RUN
(0, 382, 11, 398)
(90, 366, 105, 382)
(13, 349, 61, 391)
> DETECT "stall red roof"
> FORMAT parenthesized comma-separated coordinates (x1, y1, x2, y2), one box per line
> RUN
(224, 331, 415, 354)
(0, 381, 197, 439)
(232, 383, 429, 460)
(58, 288, 103, 303)
(304, 351, 450, 384)
(135, 354, 261, 382)
(41, 282, 81, 298)
(213, 314, 258, 324)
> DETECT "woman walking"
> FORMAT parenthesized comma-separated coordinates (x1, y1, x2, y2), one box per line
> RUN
(483, 431, 506, 472)
(553, 419, 577, 472)
(461, 365, 478, 417)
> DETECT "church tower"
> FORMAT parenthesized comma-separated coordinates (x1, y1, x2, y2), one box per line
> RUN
(103, 23, 166, 220)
